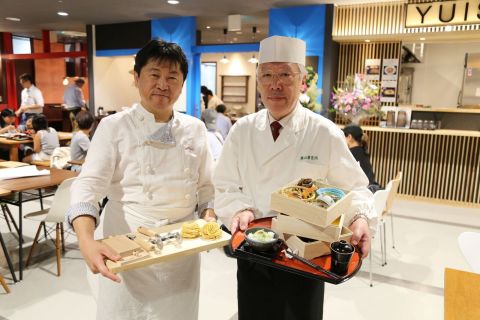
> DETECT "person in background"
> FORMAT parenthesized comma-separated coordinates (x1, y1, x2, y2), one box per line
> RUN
(64, 78, 88, 131)
(202, 109, 224, 161)
(201, 85, 209, 110)
(66, 39, 215, 320)
(15, 73, 44, 125)
(22, 114, 59, 163)
(206, 89, 223, 110)
(18, 115, 34, 135)
(70, 111, 95, 172)
(215, 104, 232, 140)
(0, 109, 16, 134)
(213, 35, 374, 320)
(343, 124, 381, 193)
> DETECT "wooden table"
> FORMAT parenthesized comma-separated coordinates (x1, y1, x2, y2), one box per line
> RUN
(68, 159, 84, 166)
(445, 268, 480, 320)
(0, 168, 77, 281)
(0, 132, 73, 161)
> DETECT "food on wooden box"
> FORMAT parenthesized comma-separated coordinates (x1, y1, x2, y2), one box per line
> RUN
(181, 221, 201, 238)
(201, 222, 222, 240)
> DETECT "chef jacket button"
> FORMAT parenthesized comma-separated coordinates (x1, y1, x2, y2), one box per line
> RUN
(184, 194, 191, 200)
(138, 115, 144, 121)
(184, 168, 190, 174)
(146, 191, 153, 200)
(146, 165, 154, 174)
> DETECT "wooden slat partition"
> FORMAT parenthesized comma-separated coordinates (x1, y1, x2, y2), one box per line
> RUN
(336, 41, 401, 108)
(333, 1, 480, 39)
(364, 127, 480, 206)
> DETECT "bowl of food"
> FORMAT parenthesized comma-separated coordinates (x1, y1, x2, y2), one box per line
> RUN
(245, 227, 279, 252)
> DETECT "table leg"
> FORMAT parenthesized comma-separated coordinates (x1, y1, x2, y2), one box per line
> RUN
(9, 146, 19, 162)
(18, 192, 23, 281)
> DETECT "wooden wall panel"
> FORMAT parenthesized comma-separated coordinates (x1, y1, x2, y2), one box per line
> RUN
(364, 128, 480, 206)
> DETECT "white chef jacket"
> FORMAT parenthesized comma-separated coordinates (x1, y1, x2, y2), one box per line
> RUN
(213, 103, 375, 229)
(20, 85, 44, 113)
(67, 103, 214, 320)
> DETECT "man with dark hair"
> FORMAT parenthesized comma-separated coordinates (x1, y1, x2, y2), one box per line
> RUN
(215, 104, 232, 139)
(67, 39, 215, 320)
(15, 73, 44, 124)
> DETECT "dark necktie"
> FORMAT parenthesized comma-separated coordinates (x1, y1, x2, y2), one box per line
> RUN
(270, 121, 282, 142)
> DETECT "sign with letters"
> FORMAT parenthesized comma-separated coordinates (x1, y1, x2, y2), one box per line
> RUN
(406, 0, 480, 28)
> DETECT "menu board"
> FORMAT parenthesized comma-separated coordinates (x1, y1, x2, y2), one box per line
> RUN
(380, 59, 399, 103)
(365, 59, 381, 81)
(382, 59, 399, 81)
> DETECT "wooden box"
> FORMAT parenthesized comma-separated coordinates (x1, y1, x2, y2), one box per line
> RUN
(272, 218, 353, 259)
(270, 179, 353, 227)
(273, 214, 344, 242)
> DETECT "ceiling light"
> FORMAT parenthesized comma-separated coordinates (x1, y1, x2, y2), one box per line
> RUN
(220, 55, 229, 64)
(420, 37, 426, 41)
(167, 0, 179, 4)
(206, 26, 211, 29)
(236, 31, 242, 35)
(5, 17, 21, 21)
(248, 55, 258, 64)
(62, 77, 69, 86)
(57, 11, 69, 16)
(365, 39, 371, 42)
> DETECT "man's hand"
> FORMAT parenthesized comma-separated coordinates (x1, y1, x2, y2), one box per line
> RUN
(348, 218, 370, 258)
(230, 210, 255, 234)
(200, 208, 217, 222)
(15, 107, 23, 117)
(78, 237, 122, 283)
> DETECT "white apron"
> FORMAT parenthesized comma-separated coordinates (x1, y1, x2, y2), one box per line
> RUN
(90, 109, 203, 320)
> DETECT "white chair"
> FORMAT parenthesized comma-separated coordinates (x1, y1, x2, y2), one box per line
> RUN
(369, 171, 402, 286)
(24, 177, 76, 276)
(369, 189, 388, 287)
(458, 232, 480, 273)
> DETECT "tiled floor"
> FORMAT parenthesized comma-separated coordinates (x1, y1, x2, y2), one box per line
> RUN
(0, 198, 479, 320)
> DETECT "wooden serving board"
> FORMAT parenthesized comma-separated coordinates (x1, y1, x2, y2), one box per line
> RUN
(102, 220, 231, 273)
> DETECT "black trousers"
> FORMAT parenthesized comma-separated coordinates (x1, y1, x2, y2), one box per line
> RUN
(237, 259, 325, 320)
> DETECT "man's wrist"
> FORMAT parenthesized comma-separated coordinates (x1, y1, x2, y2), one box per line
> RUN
(348, 213, 369, 227)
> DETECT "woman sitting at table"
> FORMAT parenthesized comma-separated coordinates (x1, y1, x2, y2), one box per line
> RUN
(0, 109, 16, 134)
(70, 111, 94, 171)
(23, 114, 59, 163)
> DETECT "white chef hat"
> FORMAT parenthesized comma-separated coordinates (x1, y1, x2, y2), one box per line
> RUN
(258, 36, 306, 66)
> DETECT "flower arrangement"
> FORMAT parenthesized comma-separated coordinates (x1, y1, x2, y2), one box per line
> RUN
(299, 66, 322, 113)
(330, 74, 381, 123)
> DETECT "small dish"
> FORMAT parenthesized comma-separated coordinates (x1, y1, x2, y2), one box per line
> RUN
(244, 227, 279, 252)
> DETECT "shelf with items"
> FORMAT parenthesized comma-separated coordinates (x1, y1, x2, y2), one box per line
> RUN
(221, 75, 249, 103)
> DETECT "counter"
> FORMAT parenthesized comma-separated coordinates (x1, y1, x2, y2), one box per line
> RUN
(362, 126, 480, 206)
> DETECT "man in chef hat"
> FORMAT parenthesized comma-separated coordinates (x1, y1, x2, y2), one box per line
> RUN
(214, 35, 375, 320)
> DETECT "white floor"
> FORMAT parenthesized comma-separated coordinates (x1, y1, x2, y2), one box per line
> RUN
(0, 198, 479, 320)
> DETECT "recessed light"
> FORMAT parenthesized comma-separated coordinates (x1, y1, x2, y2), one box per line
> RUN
(167, 0, 179, 4)
(5, 17, 21, 22)
(206, 26, 211, 29)
(365, 39, 371, 42)
(420, 37, 426, 41)
(57, 11, 69, 16)
(236, 31, 242, 34)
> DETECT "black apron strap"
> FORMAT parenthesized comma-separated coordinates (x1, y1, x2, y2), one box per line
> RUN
(237, 259, 325, 320)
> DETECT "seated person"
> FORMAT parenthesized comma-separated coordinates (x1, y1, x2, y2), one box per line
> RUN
(343, 124, 381, 193)
(23, 114, 59, 163)
(17, 115, 35, 135)
(70, 111, 94, 171)
(0, 109, 16, 134)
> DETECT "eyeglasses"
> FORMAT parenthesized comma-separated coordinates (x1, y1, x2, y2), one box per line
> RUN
(257, 71, 301, 85)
